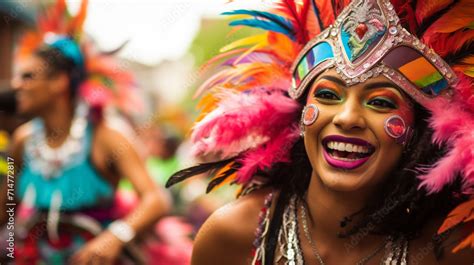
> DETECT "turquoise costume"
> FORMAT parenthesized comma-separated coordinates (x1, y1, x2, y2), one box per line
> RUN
(15, 118, 115, 265)
(18, 120, 113, 210)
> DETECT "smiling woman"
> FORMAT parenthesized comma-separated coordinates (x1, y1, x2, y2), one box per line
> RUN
(304, 70, 414, 192)
(166, 0, 474, 264)
(305, 70, 413, 191)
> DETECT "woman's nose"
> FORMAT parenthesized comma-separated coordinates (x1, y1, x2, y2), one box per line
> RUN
(332, 98, 367, 131)
(10, 75, 22, 91)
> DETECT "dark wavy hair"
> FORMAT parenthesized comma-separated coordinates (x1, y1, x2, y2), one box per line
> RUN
(34, 46, 86, 97)
(262, 99, 468, 264)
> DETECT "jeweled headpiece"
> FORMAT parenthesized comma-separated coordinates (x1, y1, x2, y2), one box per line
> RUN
(290, 0, 456, 107)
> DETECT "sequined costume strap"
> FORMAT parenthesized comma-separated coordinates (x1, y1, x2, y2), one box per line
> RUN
(251, 191, 274, 265)
(252, 194, 305, 265)
(382, 236, 409, 265)
(276, 195, 304, 265)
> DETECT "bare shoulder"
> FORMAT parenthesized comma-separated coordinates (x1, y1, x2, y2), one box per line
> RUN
(95, 116, 136, 137)
(409, 216, 474, 265)
(93, 121, 138, 155)
(192, 188, 274, 265)
(94, 121, 129, 145)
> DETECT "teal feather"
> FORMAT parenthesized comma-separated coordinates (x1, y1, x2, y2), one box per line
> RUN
(223, 9, 295, 40)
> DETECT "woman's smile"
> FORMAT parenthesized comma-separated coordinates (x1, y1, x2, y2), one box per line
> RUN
(303, 69, 414, 191)
(322, 135, 375, 170)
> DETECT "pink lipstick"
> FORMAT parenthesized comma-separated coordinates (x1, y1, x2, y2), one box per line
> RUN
(322, 135, 375, 170)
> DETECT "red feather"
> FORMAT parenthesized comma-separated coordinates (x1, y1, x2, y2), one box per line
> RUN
(427, 30, 474, 57)
(305, 1, 322, 38)
(39, 0, 68, 34)
(298, 0, 311, 43)
(423, 0, 474, 38)
(313, 0, 336, 28)
(274, 0, 311, 43)
(415, 0, 454, 25)
(392, 0, 419, 34)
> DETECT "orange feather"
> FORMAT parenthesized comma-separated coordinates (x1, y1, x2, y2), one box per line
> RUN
(424, 0, 474, 36)
(306, 2, 322, 39)
(438, 198, 474, 234)
(209, 162, 236, 191)
(267, 32, 300, 63)
(68, 0, 88, 39)
(452, 228, 474, 253)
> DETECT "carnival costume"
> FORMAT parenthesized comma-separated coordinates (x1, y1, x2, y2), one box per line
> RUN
(14, 1, 143, 264)
(167, 0, 474, 263)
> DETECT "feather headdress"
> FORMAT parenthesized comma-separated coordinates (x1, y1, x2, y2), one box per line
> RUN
(167, 0, 474, 251)
(16, 0, 141, 115)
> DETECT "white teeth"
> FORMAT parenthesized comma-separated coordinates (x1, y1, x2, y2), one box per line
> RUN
(345, 143, 353, 152)
(326, 141, 371, 154)
(337, 142, 345, 150)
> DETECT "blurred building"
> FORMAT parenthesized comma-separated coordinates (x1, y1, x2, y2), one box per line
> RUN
(0, 3, 35, 177)
(0, 1, 35, 89)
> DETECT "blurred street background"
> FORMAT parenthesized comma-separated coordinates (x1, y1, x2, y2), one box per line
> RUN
(0, 1, 268, 263)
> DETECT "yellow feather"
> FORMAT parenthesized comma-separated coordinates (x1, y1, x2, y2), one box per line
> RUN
(220, 34, 268, 52)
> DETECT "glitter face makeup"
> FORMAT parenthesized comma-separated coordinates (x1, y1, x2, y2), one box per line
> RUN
(303, 69, 415, 192)
(364, 87, 414, 144)
(302, 104, 319, 126)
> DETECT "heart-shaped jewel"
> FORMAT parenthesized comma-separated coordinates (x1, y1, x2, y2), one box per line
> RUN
(355, 23, 368, 39)
(385, 115, 406, 138)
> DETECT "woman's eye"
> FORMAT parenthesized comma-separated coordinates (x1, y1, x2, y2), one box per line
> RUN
(367, 98, 397, 109)
(314, 89, 340, 101)
(21, 72, 34, 80)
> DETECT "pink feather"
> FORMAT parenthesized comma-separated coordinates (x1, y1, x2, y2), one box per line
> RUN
(418, 144, 465, 193)
(426, 99, 471, 145)
(418, 129, 474, 193)
(419, 84, 474, 194)
(236, 124, 300, 183)
(453, 73, 474, 113)
(191, 89, 300, 159)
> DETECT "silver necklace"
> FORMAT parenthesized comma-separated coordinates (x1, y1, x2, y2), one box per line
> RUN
(299, 200, 388, 265)
(25, 102, 89, 179)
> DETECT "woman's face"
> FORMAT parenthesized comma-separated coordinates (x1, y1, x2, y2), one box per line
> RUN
(304, 68, 414, 192)
(11, 55, 66, 116)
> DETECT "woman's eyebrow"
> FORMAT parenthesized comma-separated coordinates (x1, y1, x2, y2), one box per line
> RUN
(365, 81, 399, 90)
(320, 76, 346, 86)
